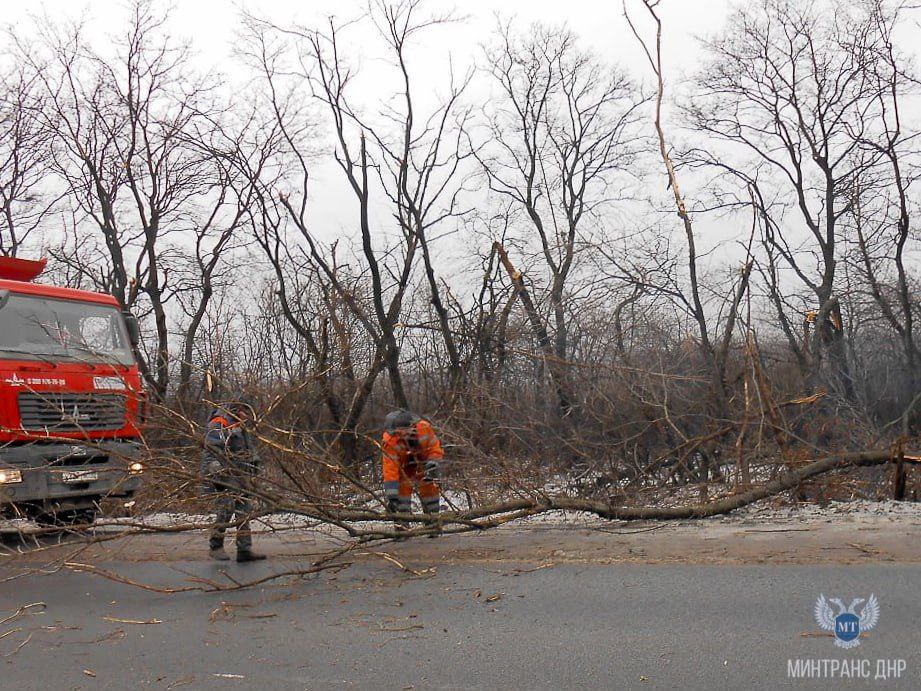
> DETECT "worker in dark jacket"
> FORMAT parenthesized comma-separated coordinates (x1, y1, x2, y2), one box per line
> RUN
(201, 398, 266, 562)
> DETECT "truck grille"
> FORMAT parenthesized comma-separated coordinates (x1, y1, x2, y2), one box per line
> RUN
(17, 393, 127, 432)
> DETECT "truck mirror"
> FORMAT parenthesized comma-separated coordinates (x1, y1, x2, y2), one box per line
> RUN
(123, 312, 141, 345)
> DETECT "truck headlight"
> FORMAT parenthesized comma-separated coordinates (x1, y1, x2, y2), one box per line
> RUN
(129, 462, 144, 474)
(0, 469, 23, 484)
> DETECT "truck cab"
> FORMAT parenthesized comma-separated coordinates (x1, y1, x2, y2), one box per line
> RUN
(0, 257, 145, 525)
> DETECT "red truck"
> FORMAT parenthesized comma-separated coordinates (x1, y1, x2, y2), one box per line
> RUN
(0, 256, 145, 525)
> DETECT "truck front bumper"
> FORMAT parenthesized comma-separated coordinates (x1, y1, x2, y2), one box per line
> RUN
(0, 440, 142, 508)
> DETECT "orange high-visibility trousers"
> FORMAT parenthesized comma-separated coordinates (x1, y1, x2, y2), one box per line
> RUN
(382, 456, 439, 513)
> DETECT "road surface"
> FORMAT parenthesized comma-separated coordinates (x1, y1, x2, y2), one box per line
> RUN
(1, 520, 919, 689)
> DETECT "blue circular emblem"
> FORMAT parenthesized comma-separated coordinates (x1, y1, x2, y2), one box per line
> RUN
(835, 613, 860, 642)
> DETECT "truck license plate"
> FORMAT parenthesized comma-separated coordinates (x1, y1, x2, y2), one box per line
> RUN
(62, 470, 99, 483)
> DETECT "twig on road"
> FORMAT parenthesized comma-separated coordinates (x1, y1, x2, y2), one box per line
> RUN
(363, 551, 433, 577)
(377, 623, 424, 633)
(4, 631, 33, 657)
(0, 627, 22, 640)
(0, 602, 46, 626)
(511, 563, 555, 574)
(65, 560, 350, 593)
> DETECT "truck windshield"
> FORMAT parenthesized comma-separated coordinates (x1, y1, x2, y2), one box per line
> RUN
(0, 292, 135, 366)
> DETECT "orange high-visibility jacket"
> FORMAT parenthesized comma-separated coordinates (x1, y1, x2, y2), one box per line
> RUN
(381, 419, 444, 466)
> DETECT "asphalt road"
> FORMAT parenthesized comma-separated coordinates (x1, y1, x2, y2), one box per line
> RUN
(2, 551, 919, 690)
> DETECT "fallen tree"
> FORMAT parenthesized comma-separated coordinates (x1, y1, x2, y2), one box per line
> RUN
(60, 447, 921, 539)
(301, 448, 918, 540)
(451, 449, 918, 524)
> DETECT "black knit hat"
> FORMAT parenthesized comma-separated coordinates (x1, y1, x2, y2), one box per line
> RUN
(225, 393, 256, 417)
(384, 409, 417, 433)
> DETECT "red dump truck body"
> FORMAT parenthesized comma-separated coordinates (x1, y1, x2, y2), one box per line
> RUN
(0, 257, 145, 522)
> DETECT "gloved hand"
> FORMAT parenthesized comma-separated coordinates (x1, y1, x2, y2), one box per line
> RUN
(423, 460, 440, 482)
(203, 459, 229, 493)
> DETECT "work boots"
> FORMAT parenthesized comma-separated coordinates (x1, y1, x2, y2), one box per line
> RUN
(236, 551, 267, 562)
(209, 547, 231, 561)
(422, 499, 442, 538)
(387, 497, 411, 540)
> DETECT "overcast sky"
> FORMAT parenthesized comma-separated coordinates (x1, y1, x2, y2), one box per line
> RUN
(9, 0, 917, 290)
(6, 0, 733, 71)
(3, 1, 737, 246)
(4, 0, 736, 137)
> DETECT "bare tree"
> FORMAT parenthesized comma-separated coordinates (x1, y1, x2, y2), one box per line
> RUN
(14, 1, 227, 397)
(0, 62, 58, 256)
(480, 21, 647, 419)
(623, 1, 756, 439)
(171, 113, 259, 402)
(235, 0, 479, 466)
(686, 0, 891, 399)
(364, 1, 475, 401)
(846, 1, 920, 416)
(231, 15, 393, 466)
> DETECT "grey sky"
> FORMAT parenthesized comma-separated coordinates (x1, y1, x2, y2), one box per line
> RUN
(5, 1, 738, 249)
(11, 0, 916, 296)
(7, 1, 732, 69)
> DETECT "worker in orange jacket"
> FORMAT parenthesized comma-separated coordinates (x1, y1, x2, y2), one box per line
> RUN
(381, 409, 444, 526)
